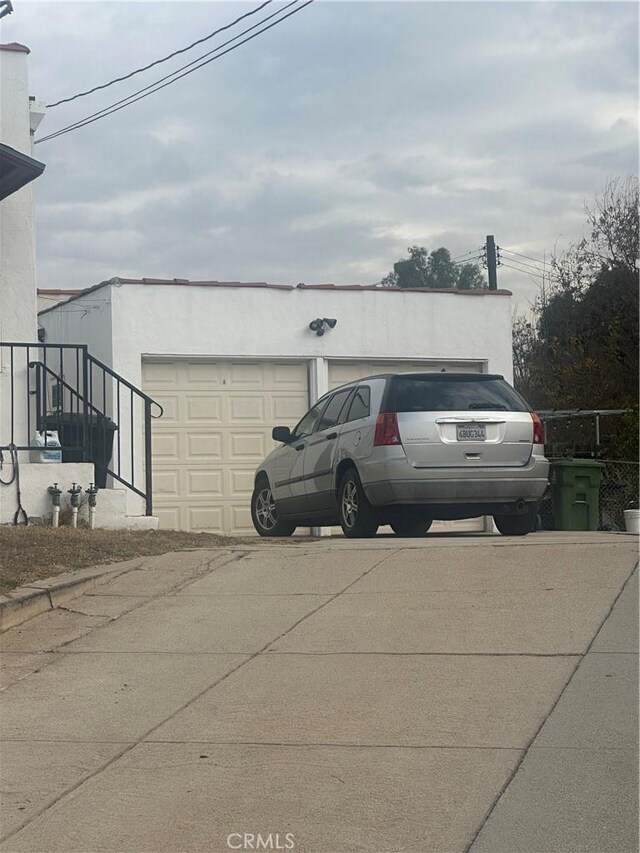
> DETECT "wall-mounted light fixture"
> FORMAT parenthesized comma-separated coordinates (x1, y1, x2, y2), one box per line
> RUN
(308, 318, 337, 336)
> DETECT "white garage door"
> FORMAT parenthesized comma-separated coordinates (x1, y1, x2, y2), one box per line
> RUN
(328, 359, 483, 389)
(328, 359, 487, 533)
(143, 360, 309, 534)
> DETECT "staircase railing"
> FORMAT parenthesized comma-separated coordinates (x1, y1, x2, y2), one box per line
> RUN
(0, 342, 162, 515)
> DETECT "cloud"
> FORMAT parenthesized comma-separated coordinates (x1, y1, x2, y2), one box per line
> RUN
(4, 0, 637, 308)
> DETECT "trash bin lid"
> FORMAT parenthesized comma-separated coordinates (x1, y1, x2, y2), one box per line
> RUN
(550, 458, 605, 469)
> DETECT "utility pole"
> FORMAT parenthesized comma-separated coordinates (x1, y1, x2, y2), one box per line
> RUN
(486, 235, 498, 290)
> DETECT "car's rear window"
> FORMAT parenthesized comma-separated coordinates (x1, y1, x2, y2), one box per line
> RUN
(392, 375, 530, 413)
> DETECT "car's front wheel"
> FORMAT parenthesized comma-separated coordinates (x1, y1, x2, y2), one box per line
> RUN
(390, 513, 433, 537)
(494, 504, 537, 536)
(338, 469, 378, 538)
(251, 479, 296, 537)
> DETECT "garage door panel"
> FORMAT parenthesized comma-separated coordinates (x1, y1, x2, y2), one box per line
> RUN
(188, 505, 224, 533)
(143, 362, 179, 387)
(230, 504, 254, 534)
(155, 505, 181, 530)
(185, 432, 223, 460)
(152, 394, 180, 422)
(151, 432, 180, 461)
(227, 361, 270, 387)
(187, 469, 224, 497)
(227, 431, 268, 461)
(270, 394, 309, 423)
(154, 470, 180, 496)
(186, 395, 223, 421)
(227, 395, 266, 423)
(228, 468, 255, 498)
(185, 362, 224, 386)
(273, 362, 309, 387)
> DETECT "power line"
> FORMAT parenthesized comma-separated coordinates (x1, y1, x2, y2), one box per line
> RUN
(452, 255, 482, 267)
(36, 0, 312, 145)
(500, 247, 549, 268)
(37, 1, 303, 143)
(45, 0, 274, 108)
(499, 255, 547, 275)
(500, 260, 561, 283)
(451, 248, 482, 262)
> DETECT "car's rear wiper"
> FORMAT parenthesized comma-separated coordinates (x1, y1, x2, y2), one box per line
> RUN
(467, 403, 508, 410)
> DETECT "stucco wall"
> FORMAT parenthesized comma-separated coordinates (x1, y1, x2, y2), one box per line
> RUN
(105, 282, 514, 386)
(0, 45, 38, 346)
(39, 287, 113, 367)
(0, 45, 41, 526)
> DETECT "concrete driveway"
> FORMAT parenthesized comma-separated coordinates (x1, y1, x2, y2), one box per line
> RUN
(0, 532, 637, 853)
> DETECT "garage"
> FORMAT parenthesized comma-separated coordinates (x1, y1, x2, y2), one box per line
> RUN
(144, 355, 488, 535)
(142, 359, 309, 534)
(40, 279, 514, 535)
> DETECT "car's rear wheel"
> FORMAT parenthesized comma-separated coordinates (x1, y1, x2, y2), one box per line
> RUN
(338, 469, 378, 538)
(251, 479, 296, 537)
(390, 514, 433, 537)
(494, 504, 537, 536)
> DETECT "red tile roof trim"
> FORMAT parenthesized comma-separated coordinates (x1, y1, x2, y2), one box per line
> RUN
(123, 278, 294, 291)
(0, 43, 30, 53)
(37, 288, 84, 296)
(38, 277, 512, 315)
(296, 283, 511, 295)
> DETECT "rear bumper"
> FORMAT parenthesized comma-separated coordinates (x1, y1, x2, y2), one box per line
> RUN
(361, 455, 550, 507)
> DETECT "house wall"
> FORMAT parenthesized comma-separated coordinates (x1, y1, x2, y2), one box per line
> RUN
(39, 287, 113, 367)
(0, 44, 37, 347)
(0, 44, 44, 526)
(40, 280, 513, 519)
(106, 283, 513, 385)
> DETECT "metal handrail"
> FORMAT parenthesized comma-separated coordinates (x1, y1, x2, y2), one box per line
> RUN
(0, 342, 161, 515)
(87, 352, 164, 418)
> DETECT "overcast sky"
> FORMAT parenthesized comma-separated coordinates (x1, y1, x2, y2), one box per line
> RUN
(3, 0, 638, 312)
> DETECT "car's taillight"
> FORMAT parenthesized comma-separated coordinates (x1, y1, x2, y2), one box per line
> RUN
(532, 412, 544, 445)
(374, 412, 402, 446)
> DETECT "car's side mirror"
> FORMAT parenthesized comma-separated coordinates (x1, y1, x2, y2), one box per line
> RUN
(272, 426, 292, 444)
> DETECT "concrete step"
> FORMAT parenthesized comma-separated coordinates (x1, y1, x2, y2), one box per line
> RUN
(78, 488, 158, 530)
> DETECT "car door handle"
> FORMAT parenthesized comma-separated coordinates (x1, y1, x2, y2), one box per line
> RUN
(295, 444, 305, 451)
(326, 432, 338, 440)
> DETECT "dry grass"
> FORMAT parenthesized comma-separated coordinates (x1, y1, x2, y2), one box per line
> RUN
(0, 526, 283, 593)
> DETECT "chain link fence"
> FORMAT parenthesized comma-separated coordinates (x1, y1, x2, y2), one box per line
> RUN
(599, 460, 639, 531)
(539, 459, 639, 531)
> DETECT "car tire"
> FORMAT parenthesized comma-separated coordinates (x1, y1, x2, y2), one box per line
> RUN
(251, 478, 296, 537)
(390, 514, 433, 537)
(338, 469, 378, 538)
(494, 504, 538, 536)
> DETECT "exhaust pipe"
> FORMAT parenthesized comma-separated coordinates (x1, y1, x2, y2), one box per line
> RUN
(48, 482, 62, 528)
(68, 483, 82, 528)
(85, 483, 98, 530)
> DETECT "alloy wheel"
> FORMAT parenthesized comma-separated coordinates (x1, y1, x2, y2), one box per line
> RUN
(255, 487, 277, 531)
(341, 480, 359, 529)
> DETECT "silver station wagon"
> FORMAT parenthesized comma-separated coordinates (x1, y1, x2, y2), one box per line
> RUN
(251, 372, 550, 538)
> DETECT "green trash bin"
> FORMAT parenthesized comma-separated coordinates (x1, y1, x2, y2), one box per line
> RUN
(550, 459, 605, 531)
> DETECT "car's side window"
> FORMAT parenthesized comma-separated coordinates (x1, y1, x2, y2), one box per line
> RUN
(293, 400, 328, 439)
(315, 388, 353, 433)
(345, 385, 371, 422)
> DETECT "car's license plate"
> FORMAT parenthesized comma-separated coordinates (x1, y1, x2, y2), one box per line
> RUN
(456, 423, 486, 441)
